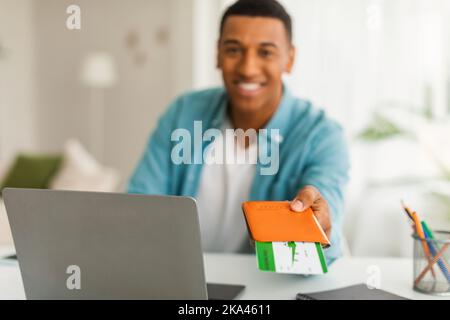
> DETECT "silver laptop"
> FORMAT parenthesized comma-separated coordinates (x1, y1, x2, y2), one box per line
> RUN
(3, 188, 209, 300)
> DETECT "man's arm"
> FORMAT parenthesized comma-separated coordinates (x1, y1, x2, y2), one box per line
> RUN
(290, 123, 350, 241)
(127, 98, 181, 195)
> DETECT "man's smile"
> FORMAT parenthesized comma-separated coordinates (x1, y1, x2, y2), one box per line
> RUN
(234, 81, 266, 97)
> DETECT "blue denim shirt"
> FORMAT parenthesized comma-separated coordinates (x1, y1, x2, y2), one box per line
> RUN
(128, 86, 350, 263)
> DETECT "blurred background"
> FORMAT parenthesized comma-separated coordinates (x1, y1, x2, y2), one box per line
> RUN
(1, 0, 450, 258)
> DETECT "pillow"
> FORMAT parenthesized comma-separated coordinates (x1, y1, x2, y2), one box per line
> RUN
(0, 154, 63, 193)
(49, 139, 120, 192)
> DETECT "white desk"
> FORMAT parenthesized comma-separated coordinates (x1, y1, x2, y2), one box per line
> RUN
(0, 247, 448, 300)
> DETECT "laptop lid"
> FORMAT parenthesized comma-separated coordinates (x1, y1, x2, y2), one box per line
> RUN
(3, 188, 208, 300)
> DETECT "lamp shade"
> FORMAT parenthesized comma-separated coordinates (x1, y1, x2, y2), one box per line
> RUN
(80, 52, 117, 88)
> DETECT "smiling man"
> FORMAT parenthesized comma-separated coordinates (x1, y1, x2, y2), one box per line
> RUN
(128, 0, 350, 264)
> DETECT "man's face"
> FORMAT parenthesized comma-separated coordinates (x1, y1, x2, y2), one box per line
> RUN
(218, 16, 295, 114)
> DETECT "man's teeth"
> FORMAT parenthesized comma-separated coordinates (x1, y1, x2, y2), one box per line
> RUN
(238, 83, 261, 91)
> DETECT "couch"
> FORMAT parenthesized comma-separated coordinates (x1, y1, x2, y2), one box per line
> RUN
(0, 139, 121, 247)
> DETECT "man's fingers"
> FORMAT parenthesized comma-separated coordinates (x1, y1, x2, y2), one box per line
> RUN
(290, 186, 320, 212)
(312, 199, 332, 237)
(315, 211, 331, 233)
(289, 185, 332, 238)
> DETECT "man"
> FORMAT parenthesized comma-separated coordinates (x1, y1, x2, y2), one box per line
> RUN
(128, 0, 349, 263)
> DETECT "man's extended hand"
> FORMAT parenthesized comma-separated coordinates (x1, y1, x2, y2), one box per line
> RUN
(290, 186, 331, 239)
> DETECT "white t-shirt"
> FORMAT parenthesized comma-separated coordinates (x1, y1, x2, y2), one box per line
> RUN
(195, 118, 257, 253)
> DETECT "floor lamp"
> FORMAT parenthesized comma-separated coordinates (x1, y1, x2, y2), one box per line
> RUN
(80, 53, 117, 162)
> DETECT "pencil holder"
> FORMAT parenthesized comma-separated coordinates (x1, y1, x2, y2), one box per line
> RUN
(412, 231, 450, 296)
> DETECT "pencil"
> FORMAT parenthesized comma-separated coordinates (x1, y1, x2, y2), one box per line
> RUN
(421, 221, 450, 282)
(401, 202, 436, 278)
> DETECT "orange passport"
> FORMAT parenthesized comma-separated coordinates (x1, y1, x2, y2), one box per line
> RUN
(242, 201, 330, 246)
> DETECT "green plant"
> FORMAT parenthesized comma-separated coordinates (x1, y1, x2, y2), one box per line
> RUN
(357, 113, 409, 142)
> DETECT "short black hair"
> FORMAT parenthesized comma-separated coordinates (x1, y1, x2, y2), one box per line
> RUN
(219, 0, 293, 42)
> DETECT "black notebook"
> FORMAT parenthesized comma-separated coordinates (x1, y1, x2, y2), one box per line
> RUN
(296, 284, 409, 300)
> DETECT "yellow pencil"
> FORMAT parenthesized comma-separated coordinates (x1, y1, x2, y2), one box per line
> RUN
(402, 202, 436, 278)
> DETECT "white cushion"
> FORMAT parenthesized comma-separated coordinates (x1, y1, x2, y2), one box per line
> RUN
(49, 139, 120, 192)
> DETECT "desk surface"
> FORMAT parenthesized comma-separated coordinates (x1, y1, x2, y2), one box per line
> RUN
(0, 247, 448, 300)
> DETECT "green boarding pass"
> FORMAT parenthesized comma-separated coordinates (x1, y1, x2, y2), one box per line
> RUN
(255, 241, 328, 274)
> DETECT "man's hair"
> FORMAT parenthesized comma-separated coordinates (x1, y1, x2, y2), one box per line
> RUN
(219, 0, 293, 42)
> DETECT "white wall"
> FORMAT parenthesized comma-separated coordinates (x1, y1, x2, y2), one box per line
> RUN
(31, 0, 179, 190)
(0, 0, 36, 167)
(168, 0, 196, 97)
(0, 0, 199, 186)
(0, 0, 199, 187)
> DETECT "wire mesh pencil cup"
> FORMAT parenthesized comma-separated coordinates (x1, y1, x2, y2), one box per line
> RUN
(413, 231, 450, 296)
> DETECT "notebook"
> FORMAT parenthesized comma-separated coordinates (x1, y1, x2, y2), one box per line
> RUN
(296, 284, 409, 300)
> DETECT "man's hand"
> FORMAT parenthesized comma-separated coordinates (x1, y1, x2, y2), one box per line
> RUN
(290, 186, 332, 239)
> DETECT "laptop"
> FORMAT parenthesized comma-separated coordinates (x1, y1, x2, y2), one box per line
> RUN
(3, 188, 244, 300)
